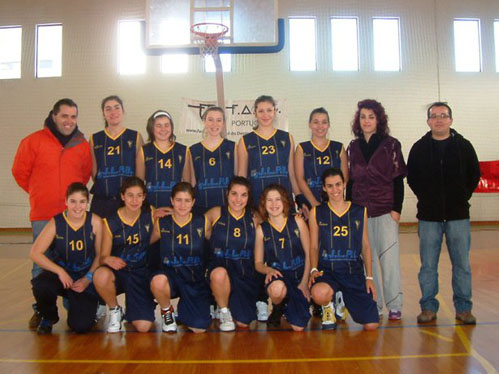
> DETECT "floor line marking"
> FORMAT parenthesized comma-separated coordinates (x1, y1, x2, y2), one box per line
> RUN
(419, 329, 454, 342)
(0, 352, 470, 365)
(411, 254, 498, 373)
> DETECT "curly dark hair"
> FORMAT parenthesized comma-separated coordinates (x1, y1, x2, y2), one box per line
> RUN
(351, 99, 390, 138)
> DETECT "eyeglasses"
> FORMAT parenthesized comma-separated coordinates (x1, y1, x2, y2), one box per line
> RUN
(429, 114, 450, 120)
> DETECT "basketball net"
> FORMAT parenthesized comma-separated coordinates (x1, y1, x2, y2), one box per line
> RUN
(191, 23, 228, 111)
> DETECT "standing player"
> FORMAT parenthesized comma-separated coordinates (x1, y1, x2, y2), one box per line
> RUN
(309, 168, 379, 331)
(189, 106, 236, 214)
(136, 109, 189, 211)
(254, 184, 311, 331)
(90, 95, 144, 218)
(150, 182, 212, 333)
(30, 183, 102, 334)
(295, 107, 348, 319)
(237, 95, 302, 210)
(206, 177, 259, 331)
(93, 177, 156, 333)
(295, 107, 348, 213)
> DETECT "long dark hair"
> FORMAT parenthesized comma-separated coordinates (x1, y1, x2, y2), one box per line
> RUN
(351, 99, 389, 138)
(226, 176, 253, 213)
(320, 168, 345, 202)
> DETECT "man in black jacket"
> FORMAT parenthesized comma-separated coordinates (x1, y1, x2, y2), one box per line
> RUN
(407, 102, 480, 325)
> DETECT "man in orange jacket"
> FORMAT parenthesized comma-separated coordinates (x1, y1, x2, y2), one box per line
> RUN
(12, 98, 92, 328)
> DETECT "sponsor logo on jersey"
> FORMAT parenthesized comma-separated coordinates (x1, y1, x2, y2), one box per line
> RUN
(246, 144, 256, 150)
(195, 156, 201, 161)
(94, 144, 103, 150)
(281, 140, 286, 148)
(197, 228, 203, 238)
(114, 234, 121, 239)
(225, 151, 231, 159)
(127, 140, 133, 148)
(145, 156, 154, 162)
(160, 228, 170, 234)
(179, 155, 183, 163)
(294, 228, 300, 237)
(145, 224, 150, 233)
(263, 236, 270, 242)
(55, 235, 64, 240)
(89, 232, 94, 240)
(355, 220, 360, 230)
(303, 152, 311, 157)
(217, 221, 226, 226)
(319, 221, 329, 226)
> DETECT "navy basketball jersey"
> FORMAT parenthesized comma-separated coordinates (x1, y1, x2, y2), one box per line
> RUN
(190, 139, 235, 211)
(210, 207, 256, 277)
(260, 217, 305, 280)
(158, 213, 208, 282)
(298, 140, 343, 203)
(142, 142, 187, 208)
(313, 202, 366, 274)
(91, 128, 138, 198)
(242, 129, 292, 206)
(53, 212, 95, 274)
(104, 208, 154, 268)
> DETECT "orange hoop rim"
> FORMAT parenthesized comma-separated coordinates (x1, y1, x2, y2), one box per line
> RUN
(190, 22, 229, 40)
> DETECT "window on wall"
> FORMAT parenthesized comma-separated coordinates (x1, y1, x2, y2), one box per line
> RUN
(0, 26, 22, 79)
(118, 20, 146, 75)
(495, 20, 499, 72)
(373, 18, 401, 71)
(454, 19, 481, 72)
(289, 17, 316, 71)
(161, 54, 189, 74)
(36, 24, 62, 78)
(331, 17, 359, 71)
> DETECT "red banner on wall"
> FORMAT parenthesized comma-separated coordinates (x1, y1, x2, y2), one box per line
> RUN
(475, 161, 499, 193)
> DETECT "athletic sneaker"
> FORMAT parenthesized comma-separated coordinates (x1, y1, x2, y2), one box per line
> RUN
(37, 318, 54, 335)
(335, 291, 346, 321)
(256, 301, 269, 322)
(29, 310, 42, 329)
(210, 305, 220, 320)
(311, 301, 323, 317)
(388, 310, 402, 320)
(267, 302, 285, 328)
(107, 306, 124, 333)
(161, 306, 177, 333)
(219, 308, 235, 332)
(95, 304, 107, 322)
(322, 304, 337, 330)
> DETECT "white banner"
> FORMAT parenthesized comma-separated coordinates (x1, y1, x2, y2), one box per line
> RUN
(180, 98, 288, 142)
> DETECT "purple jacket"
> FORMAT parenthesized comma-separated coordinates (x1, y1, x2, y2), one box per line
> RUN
(347, 135, 407, 218)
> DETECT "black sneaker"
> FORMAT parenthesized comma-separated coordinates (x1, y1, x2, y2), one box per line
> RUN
(311, 302, 323, 317)
(267, 302, 286, 328)
(37, 319, 53, 335)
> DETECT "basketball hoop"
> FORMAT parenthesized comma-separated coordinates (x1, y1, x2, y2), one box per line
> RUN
(190, 22, 229, 57)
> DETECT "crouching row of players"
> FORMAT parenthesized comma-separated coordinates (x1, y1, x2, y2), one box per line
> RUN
(30, 169, 379, 335)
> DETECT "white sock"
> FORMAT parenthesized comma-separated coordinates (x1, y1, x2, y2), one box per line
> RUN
(220, 307, 228, 313)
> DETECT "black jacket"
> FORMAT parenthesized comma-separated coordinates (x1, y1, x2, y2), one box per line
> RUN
(407, 129, 480, 221)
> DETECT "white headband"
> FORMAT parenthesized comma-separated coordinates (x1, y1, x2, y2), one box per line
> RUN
(153, 111, 172, 120)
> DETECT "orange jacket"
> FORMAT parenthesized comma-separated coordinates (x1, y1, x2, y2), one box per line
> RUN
(12, 127, 92, 221)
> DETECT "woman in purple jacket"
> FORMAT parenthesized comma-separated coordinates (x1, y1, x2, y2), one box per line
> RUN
(346, 99, 407, 320)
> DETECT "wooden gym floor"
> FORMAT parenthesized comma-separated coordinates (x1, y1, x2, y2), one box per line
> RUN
(0, 226, 498, 374)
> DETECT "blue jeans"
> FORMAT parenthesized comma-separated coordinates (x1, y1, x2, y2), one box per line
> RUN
(31, 220, 49, 279)
(417, 219, 472, 313)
